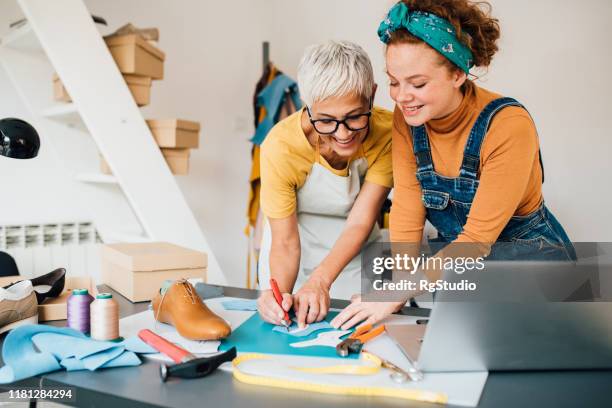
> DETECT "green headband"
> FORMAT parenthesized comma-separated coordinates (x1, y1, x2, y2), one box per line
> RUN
(378, 2, 474, 74)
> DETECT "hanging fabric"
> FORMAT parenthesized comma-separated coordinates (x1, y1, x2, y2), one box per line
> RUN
(245, 62, 302, 289)
(250, 73, 302, 145)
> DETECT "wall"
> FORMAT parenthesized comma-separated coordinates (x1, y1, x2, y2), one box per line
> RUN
(266, 0, 612, 241)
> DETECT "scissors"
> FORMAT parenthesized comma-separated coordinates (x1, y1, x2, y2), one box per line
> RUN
(336, 324, 386, 357)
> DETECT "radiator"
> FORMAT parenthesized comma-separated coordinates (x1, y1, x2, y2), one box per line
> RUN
(0, 222, 102, 281)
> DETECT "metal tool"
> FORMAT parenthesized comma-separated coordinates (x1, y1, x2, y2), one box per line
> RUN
(362, 349, 423, 383)
(336, 324, 386, 357)
(289, 329, 351, 348)
(384, 356, 424, 383)
(138, 329, 237, 382)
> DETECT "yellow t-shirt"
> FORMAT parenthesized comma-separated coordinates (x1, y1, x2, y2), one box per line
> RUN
(261, 106, 393, 219)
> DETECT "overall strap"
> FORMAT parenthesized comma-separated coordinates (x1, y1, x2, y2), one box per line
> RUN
(410, 125, 434, 173)
(459, 97, 545, 182)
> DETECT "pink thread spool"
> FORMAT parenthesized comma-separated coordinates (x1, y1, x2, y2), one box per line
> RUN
(90, 293, 120, 341)
(67, 289, 94, 334)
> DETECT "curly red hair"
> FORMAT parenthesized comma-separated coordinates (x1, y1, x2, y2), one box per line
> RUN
(388, 0, 500, 70)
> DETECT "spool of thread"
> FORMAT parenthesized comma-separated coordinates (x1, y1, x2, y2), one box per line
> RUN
(90, 293, 120, 341)
(67, 289, 94, 334)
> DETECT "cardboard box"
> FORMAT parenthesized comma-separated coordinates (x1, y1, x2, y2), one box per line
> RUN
(161, 148, 190, 175)
(52, 73, 71, 102)
(146, 119, 200, 148)
(53, 73, 152, 106)
(100, 155, 112, 175)
(100, 149, 190, 175)
(101, 242, 207, 302)
(0, 276, 97, 322)
(124, 74, 153, 106)
(105, 34, 165, 79)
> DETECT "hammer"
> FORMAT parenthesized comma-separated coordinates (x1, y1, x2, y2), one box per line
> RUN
(138, 329, 236, 382)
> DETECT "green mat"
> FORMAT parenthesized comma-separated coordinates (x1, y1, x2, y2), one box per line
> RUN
(220, 311, 357, 359)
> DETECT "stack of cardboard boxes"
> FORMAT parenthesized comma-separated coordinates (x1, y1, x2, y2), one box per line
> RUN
(52, 72, 152, 106)
(99, 117, 200, 175)
(146, 119, 200, 175)
(52, 31, 163, 107)
(52, 26, 200, 175)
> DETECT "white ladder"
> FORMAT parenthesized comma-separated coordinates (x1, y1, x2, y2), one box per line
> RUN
(0, 0, 226, 284)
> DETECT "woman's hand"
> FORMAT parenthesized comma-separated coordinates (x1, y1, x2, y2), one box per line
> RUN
(257, 289, 293, 325)
(330, 295, 405, 330)
(293, 276, 331, 328)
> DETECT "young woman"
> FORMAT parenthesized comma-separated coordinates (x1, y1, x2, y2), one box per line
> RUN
(332, 0, 576, 329)
(257, 41, 393, 328)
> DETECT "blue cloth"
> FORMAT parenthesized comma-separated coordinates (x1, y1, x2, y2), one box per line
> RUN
(221, 301, 334, 335)
(220, 311, 357, 359)
(0, 325, 157, 384)
(251, 74, 302, 145)
(378, 2, 474, 73)
(194, 282, 224, 299)
(409, 97, 576, 260)
(271, 320, 333, 337)
(221, 299, 258, 311)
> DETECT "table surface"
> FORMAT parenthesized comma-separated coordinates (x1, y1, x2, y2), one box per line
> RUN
(1, 284, 611, 408)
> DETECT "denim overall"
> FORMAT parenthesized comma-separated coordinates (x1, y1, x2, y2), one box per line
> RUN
(411, 97, 575, 261)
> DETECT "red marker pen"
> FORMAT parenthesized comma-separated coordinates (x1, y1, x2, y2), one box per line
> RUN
(269, 278, 291, 327)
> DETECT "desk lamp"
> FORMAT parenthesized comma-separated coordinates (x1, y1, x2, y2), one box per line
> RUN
(0, 117, 40, 276)
(0, 118, 40, 159)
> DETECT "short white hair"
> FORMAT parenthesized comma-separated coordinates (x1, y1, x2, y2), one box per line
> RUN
(297, 40, 375, 107)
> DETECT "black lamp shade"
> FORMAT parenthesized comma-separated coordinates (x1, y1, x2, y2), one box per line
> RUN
(0, 118, 40, 159)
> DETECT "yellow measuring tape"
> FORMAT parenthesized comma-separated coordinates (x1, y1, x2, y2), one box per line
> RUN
(232, 353, 448, 404)
(289, 351, 382, 375)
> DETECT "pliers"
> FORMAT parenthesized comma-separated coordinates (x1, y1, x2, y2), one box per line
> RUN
(336, 324, 386, 357)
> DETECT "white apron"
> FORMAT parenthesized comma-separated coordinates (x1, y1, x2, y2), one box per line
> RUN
(258, 147, 382, 299)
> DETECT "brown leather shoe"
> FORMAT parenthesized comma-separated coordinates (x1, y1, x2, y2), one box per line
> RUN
(151, 279, 231, 340)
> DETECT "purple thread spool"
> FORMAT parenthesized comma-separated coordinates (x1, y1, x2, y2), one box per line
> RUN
(67, 289, 94, 334)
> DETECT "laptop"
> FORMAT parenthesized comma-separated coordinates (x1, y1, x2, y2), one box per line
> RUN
(386, 259, 612, 372)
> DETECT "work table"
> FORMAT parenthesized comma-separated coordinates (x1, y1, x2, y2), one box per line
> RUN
(0, 285, 609, 408)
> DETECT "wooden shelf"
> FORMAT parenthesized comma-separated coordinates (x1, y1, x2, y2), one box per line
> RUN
(41, 103, 84, 128)
(75, 173, 118, 185)
(0, 23, 43, 53)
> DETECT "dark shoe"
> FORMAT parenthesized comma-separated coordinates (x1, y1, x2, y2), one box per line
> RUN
(0, 251, 19, 277)
(30, 268, 66, 304)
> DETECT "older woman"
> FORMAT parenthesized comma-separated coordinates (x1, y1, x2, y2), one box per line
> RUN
(257, 41, 393, 328)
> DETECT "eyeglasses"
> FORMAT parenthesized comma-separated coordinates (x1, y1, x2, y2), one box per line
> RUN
(306, 107, 372, 135)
